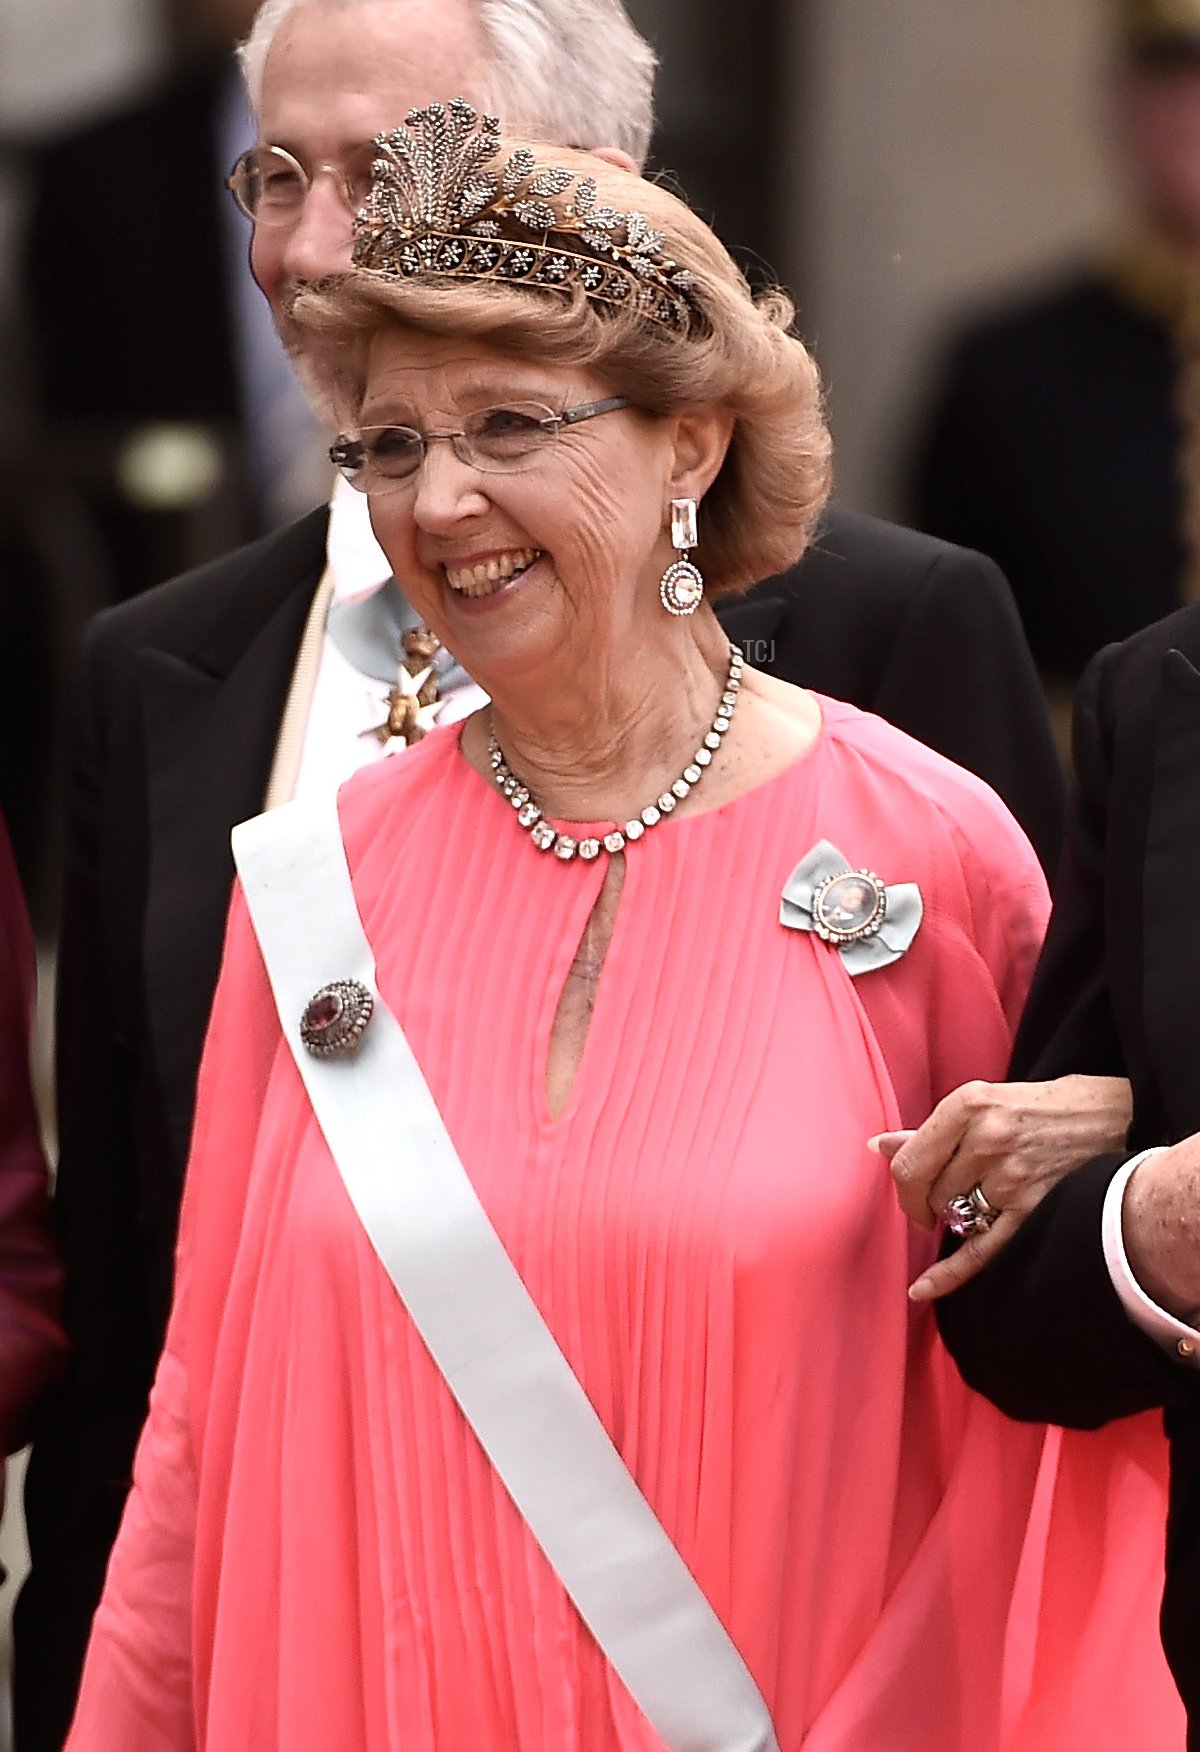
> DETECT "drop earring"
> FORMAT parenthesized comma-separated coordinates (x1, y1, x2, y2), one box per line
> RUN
(659, 497, 704, 616)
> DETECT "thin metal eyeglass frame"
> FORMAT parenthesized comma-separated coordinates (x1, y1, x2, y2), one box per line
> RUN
(329, 398, 633, 494)
(226, 143, 368, 223)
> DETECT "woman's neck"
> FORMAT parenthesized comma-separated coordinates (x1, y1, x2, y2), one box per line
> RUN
(477, 611, 732, 825)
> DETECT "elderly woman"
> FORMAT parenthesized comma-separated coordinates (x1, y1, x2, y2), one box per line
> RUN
(66, 106, 1174, 1750)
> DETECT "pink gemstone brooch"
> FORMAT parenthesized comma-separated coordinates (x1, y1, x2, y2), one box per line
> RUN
(300, 979, 375, 1058)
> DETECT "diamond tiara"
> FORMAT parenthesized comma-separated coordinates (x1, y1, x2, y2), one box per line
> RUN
(350, 98, 698, 334)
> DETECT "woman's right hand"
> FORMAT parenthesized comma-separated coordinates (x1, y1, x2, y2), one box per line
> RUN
(871, 1074, 1133, 1301)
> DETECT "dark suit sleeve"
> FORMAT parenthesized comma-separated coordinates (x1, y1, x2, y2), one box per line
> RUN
(870, 544, 1065, 873)
(937, 1150, 1195, 1426)
(937, 646, 1197, 1426)
(0, 817, 64, 1455)
(14, 627, 158, 1752)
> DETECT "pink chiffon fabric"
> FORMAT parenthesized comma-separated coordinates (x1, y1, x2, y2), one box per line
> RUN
(66, 700, 1181, 1749)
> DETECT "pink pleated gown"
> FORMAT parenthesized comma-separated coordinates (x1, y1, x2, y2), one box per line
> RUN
(66, 700, 1182, 1750)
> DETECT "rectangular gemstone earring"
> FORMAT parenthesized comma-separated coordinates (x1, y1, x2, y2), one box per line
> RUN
(660, 496, 704, 615)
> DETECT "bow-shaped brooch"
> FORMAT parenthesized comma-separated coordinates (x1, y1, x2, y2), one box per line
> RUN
(780, 840, 923, 976)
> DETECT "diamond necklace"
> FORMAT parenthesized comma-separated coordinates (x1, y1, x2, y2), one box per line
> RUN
(486, 643, 744, 862)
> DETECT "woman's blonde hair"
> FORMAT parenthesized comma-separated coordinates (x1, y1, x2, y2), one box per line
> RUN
(293, 146, 832, 596)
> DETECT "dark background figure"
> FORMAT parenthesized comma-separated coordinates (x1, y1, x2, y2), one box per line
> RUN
(911, 0, 1200, 691)
(19, 0, 326, 610)
(0, 540, 67, 930)
(0, 811, 64, 1469)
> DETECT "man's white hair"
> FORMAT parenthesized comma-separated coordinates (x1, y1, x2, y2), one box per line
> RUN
(238, 0, 657, 170)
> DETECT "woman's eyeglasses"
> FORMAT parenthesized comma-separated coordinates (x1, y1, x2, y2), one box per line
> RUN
(226, 143, 378, 224)
(330, 399, 632, 493)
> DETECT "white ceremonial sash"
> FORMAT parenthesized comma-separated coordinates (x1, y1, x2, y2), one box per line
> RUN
(232, 798, 780, 1752)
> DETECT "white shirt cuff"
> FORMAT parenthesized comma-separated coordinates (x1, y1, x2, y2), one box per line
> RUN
(1103, 1148, 1200, 1366)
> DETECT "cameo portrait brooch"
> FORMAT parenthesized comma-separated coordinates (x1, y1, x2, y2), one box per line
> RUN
(780, 840, 923, 975)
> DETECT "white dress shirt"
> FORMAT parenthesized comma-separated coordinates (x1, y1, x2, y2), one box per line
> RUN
(290, 480, 488, 802)
(1103, 1147, 1200, 1365)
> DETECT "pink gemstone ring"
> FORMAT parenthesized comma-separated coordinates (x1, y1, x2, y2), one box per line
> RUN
(300, 979, 374, 1058)
(944, 1183, 999, 1239)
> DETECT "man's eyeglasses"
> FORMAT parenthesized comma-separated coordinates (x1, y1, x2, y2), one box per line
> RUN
(330, 398, 632, 493)
(226, 143, 378, 225)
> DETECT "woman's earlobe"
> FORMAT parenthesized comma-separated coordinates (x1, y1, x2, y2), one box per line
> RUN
(669, 406, 735, 500)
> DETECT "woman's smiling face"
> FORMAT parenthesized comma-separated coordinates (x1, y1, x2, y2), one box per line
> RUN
(356, 328, 694, 684)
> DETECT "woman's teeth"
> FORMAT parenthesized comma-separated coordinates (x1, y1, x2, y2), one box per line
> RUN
(444, 548, 541, 598)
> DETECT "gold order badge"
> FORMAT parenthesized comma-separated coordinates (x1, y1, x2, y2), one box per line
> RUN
(377, 627, 443, 747)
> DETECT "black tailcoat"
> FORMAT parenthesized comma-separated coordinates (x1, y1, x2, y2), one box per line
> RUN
(13, 504, 1064, 1750)
(913, 271, 1184, 680)
(937, 601, 1200, 1740)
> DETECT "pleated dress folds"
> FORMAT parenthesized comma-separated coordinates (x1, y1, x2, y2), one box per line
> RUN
(66, 698, 1182, 1749)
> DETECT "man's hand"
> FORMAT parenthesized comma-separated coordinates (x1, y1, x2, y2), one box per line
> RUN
(1123, 1136, 1200, 1319)
(870, 1075, 1132, 1301)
